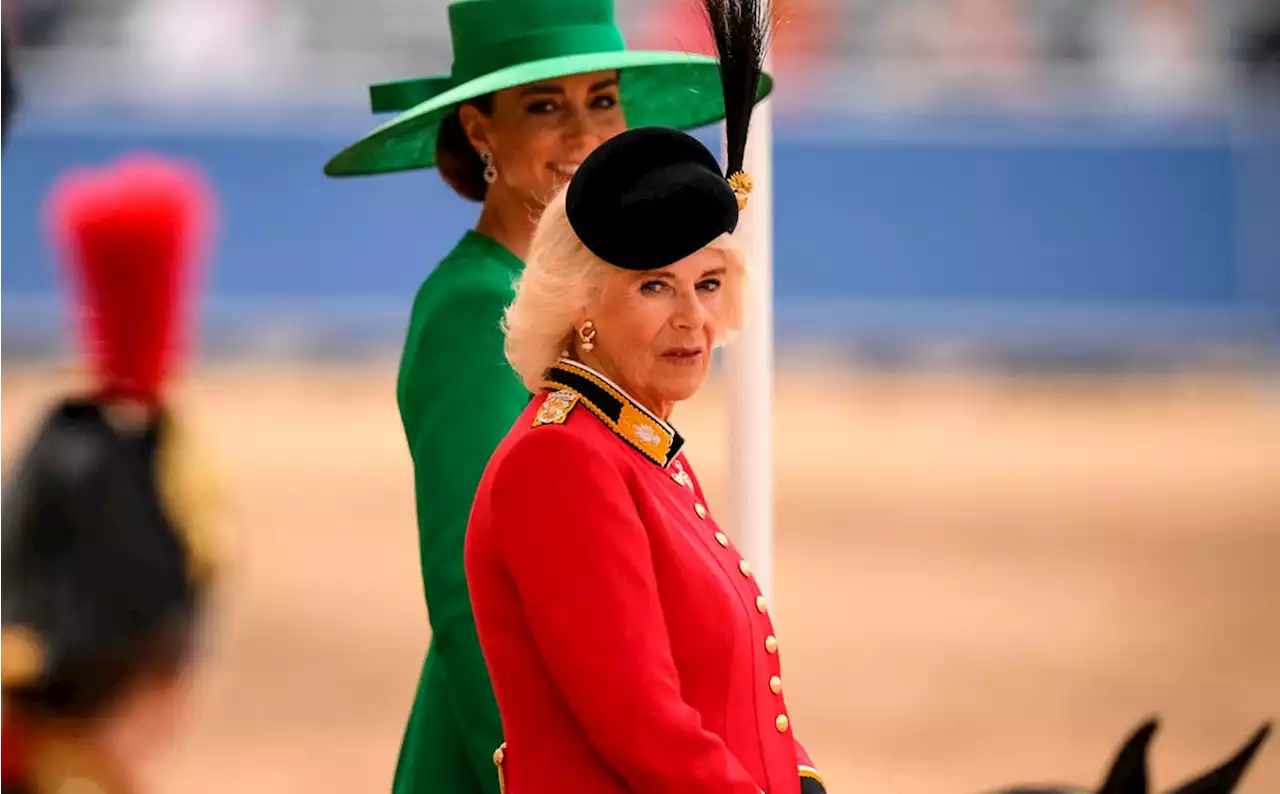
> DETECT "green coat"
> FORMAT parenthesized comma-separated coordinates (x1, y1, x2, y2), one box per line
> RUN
(392, 231, 528, 794)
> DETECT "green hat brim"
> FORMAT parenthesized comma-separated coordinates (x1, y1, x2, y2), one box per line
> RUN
(324, 51, 773, 178)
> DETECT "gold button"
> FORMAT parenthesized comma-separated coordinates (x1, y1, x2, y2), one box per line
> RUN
(493, 743, 505, 765)
(775, 714, 790, 732)
(756, 596, 768, 613)
(738, 559, 752, 576)
(765, 635, 778, 653)
(714, 531, 729, 547)
(769, 675, 783, 694)
(694, 503, 708, 519)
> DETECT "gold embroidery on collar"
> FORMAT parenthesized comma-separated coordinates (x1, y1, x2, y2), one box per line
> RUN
(543, 362, 678, 467)
(617, 403, 667, 463)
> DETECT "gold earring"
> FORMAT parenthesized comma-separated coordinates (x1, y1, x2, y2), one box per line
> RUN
(480, 150, 497, 184)
(578, 320, 596, 352)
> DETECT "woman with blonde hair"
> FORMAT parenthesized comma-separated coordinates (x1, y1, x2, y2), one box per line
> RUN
(463, 1, 826, 791)
(323, 2, 754, 792)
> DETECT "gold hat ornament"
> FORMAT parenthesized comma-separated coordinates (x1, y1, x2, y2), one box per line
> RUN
(727, 171, 754, 211)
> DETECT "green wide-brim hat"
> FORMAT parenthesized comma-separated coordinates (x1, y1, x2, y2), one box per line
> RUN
(323, 0, 773, 178)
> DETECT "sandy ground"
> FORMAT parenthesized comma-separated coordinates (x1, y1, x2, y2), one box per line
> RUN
(2, 364, 1278, 794)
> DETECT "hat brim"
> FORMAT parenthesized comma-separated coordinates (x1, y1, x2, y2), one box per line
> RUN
(323, 50, 774, 178)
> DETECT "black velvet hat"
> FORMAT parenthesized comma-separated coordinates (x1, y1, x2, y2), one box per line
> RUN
(565, 0, 772, 271)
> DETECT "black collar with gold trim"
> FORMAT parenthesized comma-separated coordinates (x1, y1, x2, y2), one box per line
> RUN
(537, 359, 685, 469)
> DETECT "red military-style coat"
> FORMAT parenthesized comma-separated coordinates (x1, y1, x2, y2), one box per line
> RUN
(465, 358, 826, 794)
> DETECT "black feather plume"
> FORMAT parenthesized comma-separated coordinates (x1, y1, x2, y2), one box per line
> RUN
(0, 29, 16, 154)
(700, 0, 774, 178)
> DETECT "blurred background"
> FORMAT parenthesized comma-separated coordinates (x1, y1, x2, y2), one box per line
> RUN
(3, 0, 1279, 792)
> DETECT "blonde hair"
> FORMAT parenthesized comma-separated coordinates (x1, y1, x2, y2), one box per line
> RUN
(503, 189, 747, 393)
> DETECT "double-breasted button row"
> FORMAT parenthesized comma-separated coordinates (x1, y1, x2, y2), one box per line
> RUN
(764, 625, 787, 731)
(686, 496, 758, 618)
(681, 487, 787, 733)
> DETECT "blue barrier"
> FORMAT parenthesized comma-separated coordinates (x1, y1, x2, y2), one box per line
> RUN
(3, 112, 1277, 361)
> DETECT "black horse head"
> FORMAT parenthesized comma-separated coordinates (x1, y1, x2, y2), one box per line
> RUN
(987, 718, 1271, 794)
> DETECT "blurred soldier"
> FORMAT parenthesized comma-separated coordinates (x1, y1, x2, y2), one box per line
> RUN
(1, 154, 219, 794)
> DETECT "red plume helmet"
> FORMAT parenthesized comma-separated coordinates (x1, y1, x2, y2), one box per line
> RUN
(45, 155, 214, 406)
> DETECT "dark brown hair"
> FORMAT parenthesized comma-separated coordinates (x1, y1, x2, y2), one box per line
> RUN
(436, 94, 495, 202)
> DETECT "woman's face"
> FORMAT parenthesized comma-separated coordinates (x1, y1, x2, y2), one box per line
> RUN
(579, 247, 729, 417)
(462, 70, 626, 207)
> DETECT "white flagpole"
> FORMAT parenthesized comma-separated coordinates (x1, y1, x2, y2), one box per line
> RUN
(724, 50, 775, 601)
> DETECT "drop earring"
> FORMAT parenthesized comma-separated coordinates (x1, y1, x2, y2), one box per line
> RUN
(578, 320, 596, 352)
(480, 150, 497, 184)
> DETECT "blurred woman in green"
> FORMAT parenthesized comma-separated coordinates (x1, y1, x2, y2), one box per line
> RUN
(323, 2, 768, 792)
